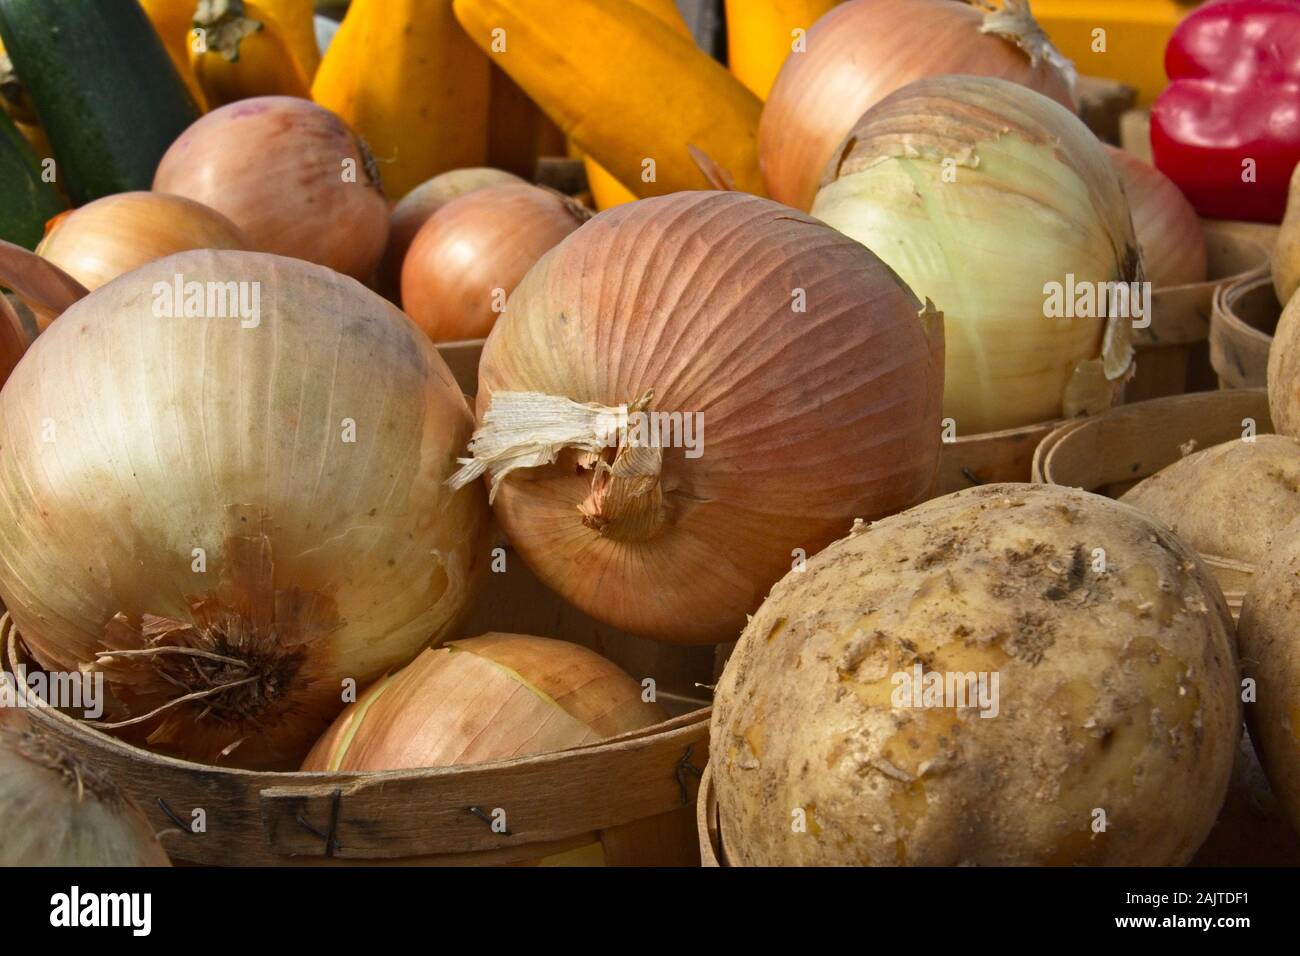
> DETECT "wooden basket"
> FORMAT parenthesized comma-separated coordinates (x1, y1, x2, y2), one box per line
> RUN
(1032, 388, 1273, 618)
(696, 762, 726, 867)
(2, 555, 714, 867)
(1210, 272, 1282, 389)
(1129, 221, 1273, 402)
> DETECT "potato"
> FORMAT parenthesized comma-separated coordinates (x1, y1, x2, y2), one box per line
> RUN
(1120, 434, 1300, 566)
(711, 483, 1240, 865)
(1237, 523, 1300, 835)
(1268, 292, 1300, 439)
(1273, 162, 1300, 308)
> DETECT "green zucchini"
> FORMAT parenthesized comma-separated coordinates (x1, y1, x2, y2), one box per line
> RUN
(0, 0, 200, 205)
(0, 109, 63, 250)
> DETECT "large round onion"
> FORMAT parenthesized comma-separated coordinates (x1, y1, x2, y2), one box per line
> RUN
(1105, 146, 1206, 288)
(36, 192, 250, 305)
(450, 191, 944, 644)
(813, 76, 1138, 434)
(0, 708, 171, 865)
(303, 632, 665, 771)
(760, 0, 1077, 211)
(153, 96, 389, 282)
(0, 250, 491, 769)
(401, 183, 591, 342)
(378, 167, 523, 301)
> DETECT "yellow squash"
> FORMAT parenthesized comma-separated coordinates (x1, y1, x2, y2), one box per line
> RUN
(725, 0, 841, 100)
(582, 0, 692, 210)
(258, 0, 321, 79)
(454, 0, 765, 199)
(188, 0, 310, 108)
(139, 0, 209, 110)
(313, 0, 491, 201)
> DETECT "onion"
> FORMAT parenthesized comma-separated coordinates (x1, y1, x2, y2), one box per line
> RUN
(36, 192, 250, 302)
(377, 167, 524, 301)
(153, 96, 390, 282)
(449, 191, 944, 644)
(0, 237, 90, 331)
(0, 706, 171, 866)
(1, 295, 25, 389)
(0, 250, 491, 769)
(302, 632, 665, 771)
(812, 75, 1138, 434)
(760, 0, 1077, 211)
(1104, 146, 1206, 288)
(401, 183, 591, 342)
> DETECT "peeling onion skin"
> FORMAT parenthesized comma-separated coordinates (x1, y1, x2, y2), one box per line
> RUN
(476, 191, 944, 644)
(712, 483, 1239, 866)
(302, 632, 665, 772)
(0, 250, 491, 770)
(153, 96, 390, 283)
(1104, 146, 1207, 289)
(0, 713, 171, 866)
(760, 0, 1076, 212)
(813, 76, 1139, 434)
(1238, 527, 1300, 834)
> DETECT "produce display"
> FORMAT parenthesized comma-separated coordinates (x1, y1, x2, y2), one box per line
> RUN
(0, 0, 1297, 884)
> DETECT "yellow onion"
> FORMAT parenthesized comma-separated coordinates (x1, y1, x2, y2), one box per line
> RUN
(303, 632, 665, 771)
(36, 192, 249, 305)
(0, 250, 490, 769)
(813, 76, 1138, 434)
(1104, 146, 1206, 288)
(0, 707, 171, 866)
(153, 96, 389, 282)
(450, 191, 944, 644)
(377, 167, 523, 301)
(401, 183, 591, 343)
(760, 0, 1077, 211)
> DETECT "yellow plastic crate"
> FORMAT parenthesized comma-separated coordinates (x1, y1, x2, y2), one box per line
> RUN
(1032, 0, 1196, 105)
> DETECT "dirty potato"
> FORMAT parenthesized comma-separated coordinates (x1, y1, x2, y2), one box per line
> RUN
(1237, 524, 1300, 835)
(711, 483, 1240, 865)
(1121, 434, 1300, 567)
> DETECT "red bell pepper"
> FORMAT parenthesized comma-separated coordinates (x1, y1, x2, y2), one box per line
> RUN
(1151, 0, 1300, 223)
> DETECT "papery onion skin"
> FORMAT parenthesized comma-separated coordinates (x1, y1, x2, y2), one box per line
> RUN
(0, 250, 491, 769)
(0, 711, 171, 866)
(302, 632, 665, 771)
(760, 0, 1077, 211)
(378, 167, 523, 302)
(1105, 146, 1206, 288)
(813, 75, 1138, 434)
(152, 96, 389, 282)
(401, 183, 590, 343)
(36, 192, 250, 304)
(470, 190, 944, 644)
